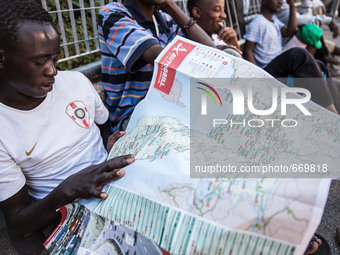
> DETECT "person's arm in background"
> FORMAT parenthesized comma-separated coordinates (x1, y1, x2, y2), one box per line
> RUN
(281, 0, 297, 38)
(243, 40, 257, 65)
(142, 0, 215, 64)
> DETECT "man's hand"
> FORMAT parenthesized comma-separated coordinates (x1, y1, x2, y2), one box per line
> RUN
(154, 0, 214, 47)
(216, 44, 242, 56)
(56, 154, 135, 203)
(107, 130, 126, 152)
(217, 27, 240, 50)
(156, 0, 176, 14)
(0, 153, 134, 234)
(286, 0, 295, 6)
(329, 19, 339, 38)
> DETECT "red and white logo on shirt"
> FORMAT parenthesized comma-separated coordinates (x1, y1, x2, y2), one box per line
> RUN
(66, 101, 90, 129)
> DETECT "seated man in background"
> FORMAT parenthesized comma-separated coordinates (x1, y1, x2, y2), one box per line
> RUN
(0, 1, 135, 254)
(276, 0, 340, 68)
(283, 23, 340, 113)
(98, 0, 215, 131)
(187, 0, 242, 57)
(243, 0, 338, 114)
(283, 23, 323, 56)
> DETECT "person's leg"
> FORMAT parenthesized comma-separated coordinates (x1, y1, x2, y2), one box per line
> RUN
(7, 215, 61, 255)
(264, 48, 322, 78)
(264, 48, 334, 108)
(7, 227, 46, 255)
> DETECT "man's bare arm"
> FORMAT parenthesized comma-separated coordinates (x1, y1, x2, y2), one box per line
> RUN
(281, 0, 297, 38)
(243, 40, 257, 65)
(159, 0, 214, 47)
(141, 0, 215, 65)
(0, 153, 134, 234)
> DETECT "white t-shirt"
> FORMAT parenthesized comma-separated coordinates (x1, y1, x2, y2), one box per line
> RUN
(276, 0, 332, 27)
(0, 71, 109, 201)
(244, 14, 284, 68)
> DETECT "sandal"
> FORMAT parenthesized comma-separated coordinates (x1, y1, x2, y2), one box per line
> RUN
(309, 233, 331, 255)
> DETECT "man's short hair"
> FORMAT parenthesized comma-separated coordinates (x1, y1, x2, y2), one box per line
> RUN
(0, 0, 56, 50)
(187, 0, 201, 17)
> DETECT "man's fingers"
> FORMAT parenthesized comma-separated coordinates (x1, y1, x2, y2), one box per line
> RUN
(226, 45, 242, 55)
(96, 170, 126, 184)
(107, 131, 126, 151)
(104, 154, 135, 172)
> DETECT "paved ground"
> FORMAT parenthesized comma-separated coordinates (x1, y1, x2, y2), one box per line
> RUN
(1, 19, 340, 255)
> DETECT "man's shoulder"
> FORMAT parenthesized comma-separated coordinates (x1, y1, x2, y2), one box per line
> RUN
(248, 14, 265, 27)
(99, 2, 130, 17)
(54, 71, 91, 91)
(246, 14, 265, 32)
(56, 70, 87, 81)
(253, 14, 266, 23)
(159, 11, 173, 22)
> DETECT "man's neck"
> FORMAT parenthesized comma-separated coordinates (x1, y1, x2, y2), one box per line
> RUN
(134, 0, 155, 20)
(261, 9, 274, 21)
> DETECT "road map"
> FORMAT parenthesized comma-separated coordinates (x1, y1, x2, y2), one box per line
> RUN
(45, 37, 339, 255)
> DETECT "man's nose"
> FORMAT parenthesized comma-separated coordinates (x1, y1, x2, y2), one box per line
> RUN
(221, 11, 227, 20)
(45, 60, 58, 76)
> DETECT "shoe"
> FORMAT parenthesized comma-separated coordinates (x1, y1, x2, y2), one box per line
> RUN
(325, 55, 340, 66)
(328, 64, 340, 77)
(309, 233, 331, 255)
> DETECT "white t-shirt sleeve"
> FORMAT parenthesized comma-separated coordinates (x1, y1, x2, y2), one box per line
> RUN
(76, 72, 109, 125)
(0, 143, 26, 202)
(89, 81, 109, 125)
(244, 16, 263, 44)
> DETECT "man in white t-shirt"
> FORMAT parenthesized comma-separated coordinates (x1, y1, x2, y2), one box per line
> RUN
(0, 1, 135, 254)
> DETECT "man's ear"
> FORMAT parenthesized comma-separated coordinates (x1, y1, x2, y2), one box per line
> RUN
(0, 50, 5, 69)
(192, 7, 201, 20)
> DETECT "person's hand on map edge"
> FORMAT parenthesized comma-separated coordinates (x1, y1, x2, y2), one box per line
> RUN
(107, 130, 126, 152)
(55, 154, 135, 202)
(216, 44, 243, 55)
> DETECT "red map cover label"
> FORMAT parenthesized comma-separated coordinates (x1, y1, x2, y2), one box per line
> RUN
(154, 39, 195, 95)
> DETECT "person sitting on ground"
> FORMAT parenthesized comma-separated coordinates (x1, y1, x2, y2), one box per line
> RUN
(243, 0, 338, 114)
(0, 1, 135, 254)
(276, 0, 339, 39)
(283, 23, 340, 112)
(98, 0, 215, 132)
(186, 0, 242, 58)
(276, 0, 340, 69)
(283, 23, 323, 56)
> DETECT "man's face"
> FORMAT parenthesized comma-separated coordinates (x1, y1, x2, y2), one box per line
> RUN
(194, 0, 227, 36)
(2, 22, 60, 102)
(263, 0, 283, 13)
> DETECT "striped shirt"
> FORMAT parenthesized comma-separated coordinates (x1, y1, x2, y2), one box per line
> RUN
(244, 14, 284, 68)
(98, 0, 183, 131)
